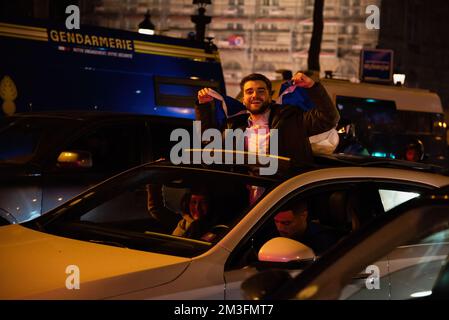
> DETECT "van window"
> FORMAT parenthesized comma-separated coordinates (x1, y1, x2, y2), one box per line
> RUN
(154, 76, 221, 109)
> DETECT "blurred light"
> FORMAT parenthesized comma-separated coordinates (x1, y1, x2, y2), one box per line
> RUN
(58, 197, 63, 201)
(190, 76, 200, 80)
(366, 99, 377, 103)
(372, 152, 386, 158)
(444, 122, 447, 128)
(337, 127, 346, 134)
(135, 90, 141, 94)
(138, 28, 155, 35)
(29, 211, 40, 220)
(410, 291, 432, 298)
(32, 198, 37, 202)
(138, 10, 155, 35)
(393, 73, 406, 85)
(371, 152, 395, 159)
(16, 207, 20, 211)
(58, 152, 76, 162)
(438, 122, 443, 127)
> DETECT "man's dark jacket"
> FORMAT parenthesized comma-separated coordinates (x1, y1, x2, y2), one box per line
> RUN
(194, 82, 340, 165)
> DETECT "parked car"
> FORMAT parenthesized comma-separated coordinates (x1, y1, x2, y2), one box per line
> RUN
(241, 186, 449, 300)
(0, 112, 191, 224)
(1, 154, 449, 299)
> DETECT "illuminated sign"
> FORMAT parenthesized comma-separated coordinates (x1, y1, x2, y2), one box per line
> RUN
(49, 30, 133, 51)
(360, 49, 394, 83)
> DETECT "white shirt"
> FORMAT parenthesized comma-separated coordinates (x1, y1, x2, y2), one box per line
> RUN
(246, 108, 271, 155)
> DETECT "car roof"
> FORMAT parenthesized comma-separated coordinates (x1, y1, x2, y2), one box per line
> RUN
(145, 152, 449, 180)
(313, 153, 447, 174)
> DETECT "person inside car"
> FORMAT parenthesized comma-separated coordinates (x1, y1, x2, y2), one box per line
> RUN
(147, 185, 221, 241)
(172, 188, 214, 239)
(274, 201, 339, 255)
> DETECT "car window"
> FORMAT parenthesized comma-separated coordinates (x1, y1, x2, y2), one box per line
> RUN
(378, 189, 420, 212)
(42, 167, 275, 258)
(62, 122, 143, 173)
(226, 180, 431, 271)
(226, 182, 382, 270)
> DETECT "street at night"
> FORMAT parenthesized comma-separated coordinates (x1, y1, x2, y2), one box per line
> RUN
(1, 0, 449, 313)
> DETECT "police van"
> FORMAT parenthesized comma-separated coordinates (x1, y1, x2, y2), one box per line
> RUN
(319, 79, 447, 166)
(0, 20, 227, 224)
(0, 20, 226, 119)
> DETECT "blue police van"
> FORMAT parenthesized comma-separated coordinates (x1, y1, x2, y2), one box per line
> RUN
(0, 20, 227, 224)
(0, 20, 226, 118)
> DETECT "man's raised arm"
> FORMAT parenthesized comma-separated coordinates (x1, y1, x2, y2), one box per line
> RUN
(293, 72, 340, 136)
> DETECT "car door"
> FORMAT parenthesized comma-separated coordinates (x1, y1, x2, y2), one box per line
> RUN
(41, 119, 146, 214)
(319, 201, 449, 300)
(340, 187, 438, 300)
(223, 173, 436, 299)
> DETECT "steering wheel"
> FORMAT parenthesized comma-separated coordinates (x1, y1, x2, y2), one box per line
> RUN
(200, 224, 230, 242)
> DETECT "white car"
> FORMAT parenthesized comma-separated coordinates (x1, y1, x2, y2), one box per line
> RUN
(242, 185, 449, 300)
(1, 155, 449, 299)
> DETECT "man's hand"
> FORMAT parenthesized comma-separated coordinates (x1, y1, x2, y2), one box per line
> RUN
(292, 72, 315, 88)
(198, 87, 214, 104)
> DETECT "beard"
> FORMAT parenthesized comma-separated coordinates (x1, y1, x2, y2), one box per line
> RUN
(246, 100, 271, 115)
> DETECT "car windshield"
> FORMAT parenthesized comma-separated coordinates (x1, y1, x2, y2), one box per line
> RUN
(0, 117, 71, 164)
(28, 166, 277, 258)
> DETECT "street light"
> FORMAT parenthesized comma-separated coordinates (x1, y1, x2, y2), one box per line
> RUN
(138, 10, 155, 35)
(193, 0, 212, 8)
(393, 73, 406, 86)
(191, 0, 212, 42)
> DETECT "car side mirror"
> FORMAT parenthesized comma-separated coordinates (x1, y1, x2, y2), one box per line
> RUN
(57, 150, 93, 168)
(258, 237, 316, 263)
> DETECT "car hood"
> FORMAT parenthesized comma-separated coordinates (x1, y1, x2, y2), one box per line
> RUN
(0, 225, 191, 299)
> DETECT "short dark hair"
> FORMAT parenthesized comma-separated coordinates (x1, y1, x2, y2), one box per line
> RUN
(240, 73, 272, 93)
(287, 201, 308, 216)
(180, 187, 211, 215)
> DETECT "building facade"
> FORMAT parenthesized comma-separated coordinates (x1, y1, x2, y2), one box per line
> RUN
(89, 0, 380, 97)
